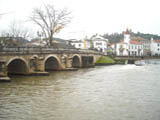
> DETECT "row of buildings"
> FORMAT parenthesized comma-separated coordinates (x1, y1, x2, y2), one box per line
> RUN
(2, 29, 160, 57)
(69, 29, 160, 57)
(69, 35, 108, 53)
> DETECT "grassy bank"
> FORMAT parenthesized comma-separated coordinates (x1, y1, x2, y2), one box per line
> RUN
(95, 56, 116, 65)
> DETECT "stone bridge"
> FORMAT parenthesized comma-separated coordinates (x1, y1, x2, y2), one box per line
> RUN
(0, 47, 103, 81)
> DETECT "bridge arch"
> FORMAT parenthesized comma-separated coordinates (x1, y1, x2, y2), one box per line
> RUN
(44, 55, 61, 71)
(7, 57, 29, 75)
(72, 54, 82, 68)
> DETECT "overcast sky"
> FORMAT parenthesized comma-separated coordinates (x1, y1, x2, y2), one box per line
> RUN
(0, 0, 160, 39)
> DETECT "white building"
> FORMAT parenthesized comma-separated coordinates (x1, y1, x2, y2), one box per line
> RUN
(84, 39, 92, 49)
(116, 29, 143, 56)
(70, 40, 85, 49)
(131, 37, 151, 56)
(27, 38, 47, 46)
(69, 35, 108, 54)
(91, 35, 108, 54)
(150, 39, 160, 56)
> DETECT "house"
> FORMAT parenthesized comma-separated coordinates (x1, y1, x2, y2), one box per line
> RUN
(91, 35, 108, 54)
(27, 38, 47, 46)
(132, 37, 151, 56)
(150, 38, 160, 56)
(116, 29, 144, 56)
(69, 39, 85, 49)
(84, 39, 92, 49)
(69, 35, 108, 54)
(27, 37, 71, 47)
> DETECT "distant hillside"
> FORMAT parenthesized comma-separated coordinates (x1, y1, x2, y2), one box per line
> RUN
(53, 37, 68, 44)
(102, 31, 160, 43)
(102, 33, 123, 43)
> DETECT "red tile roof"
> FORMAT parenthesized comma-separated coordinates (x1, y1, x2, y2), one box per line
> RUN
(154, 40, 160, 43)
(130, 40, 141, 45)
(117, 40, 141, 45)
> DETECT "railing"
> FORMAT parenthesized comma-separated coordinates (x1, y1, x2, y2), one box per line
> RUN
(0, 47, 104, 55)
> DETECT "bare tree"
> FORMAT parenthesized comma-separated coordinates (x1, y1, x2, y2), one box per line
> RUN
(8, 20, 31, 39)
(30, 4, 71, 46)
(0, 20, 31, 46)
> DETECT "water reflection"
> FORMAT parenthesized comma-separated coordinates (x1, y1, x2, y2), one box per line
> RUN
(1, 63, 160, 120)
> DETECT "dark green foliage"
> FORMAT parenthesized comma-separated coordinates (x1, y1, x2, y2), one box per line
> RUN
(102, 31, 160, 43)
(102, 33, 123, 43)
(133, 32, 160, 40)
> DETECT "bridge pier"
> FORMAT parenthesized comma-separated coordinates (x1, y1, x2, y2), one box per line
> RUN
(28, 56, 49, 75)
(81, 56, 94, 68)
(60, 54, 78, 71)
(0, 60, 11, 82)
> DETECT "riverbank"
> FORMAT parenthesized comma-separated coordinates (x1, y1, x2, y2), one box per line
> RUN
(95, 56, 127, 65)
(95, 56, 116, 65)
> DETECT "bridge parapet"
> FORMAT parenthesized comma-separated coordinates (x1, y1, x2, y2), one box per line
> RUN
(0, 47, 103, 55)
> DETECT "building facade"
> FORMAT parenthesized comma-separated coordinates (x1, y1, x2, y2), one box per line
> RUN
(91, 35, 108, 54)
(132, 37, 151, 56)
(70, 40, 85, 49)
(150, 39, 160, 56)
(69, 35, 108, 54)
(116, 29, 144, 56)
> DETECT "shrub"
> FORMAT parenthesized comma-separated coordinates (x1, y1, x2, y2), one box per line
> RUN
(96, 56, 116, 64)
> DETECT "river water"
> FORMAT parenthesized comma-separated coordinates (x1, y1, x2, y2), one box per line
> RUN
(0, 62, 160, 120)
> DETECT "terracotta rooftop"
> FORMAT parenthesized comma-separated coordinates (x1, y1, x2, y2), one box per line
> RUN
(118, 40, 141, 45)
(154, 40, 160, 43)
(130, 40, 141, 44)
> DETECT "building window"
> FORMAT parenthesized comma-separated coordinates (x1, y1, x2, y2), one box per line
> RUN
(158, 48, 159, 51)
(79, 44, 81, 47)
(96, 42, 102, 46)
(0, 63, 2, 72)
(158, 44, 160, 46)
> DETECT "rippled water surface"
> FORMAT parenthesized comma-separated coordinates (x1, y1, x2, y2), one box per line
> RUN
(1, 63, 160, 120)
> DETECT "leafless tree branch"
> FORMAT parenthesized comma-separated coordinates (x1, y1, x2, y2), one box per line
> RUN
(30, 4, 71, 46)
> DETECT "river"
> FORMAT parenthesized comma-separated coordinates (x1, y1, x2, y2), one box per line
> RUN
(0, 62, 160, 120)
